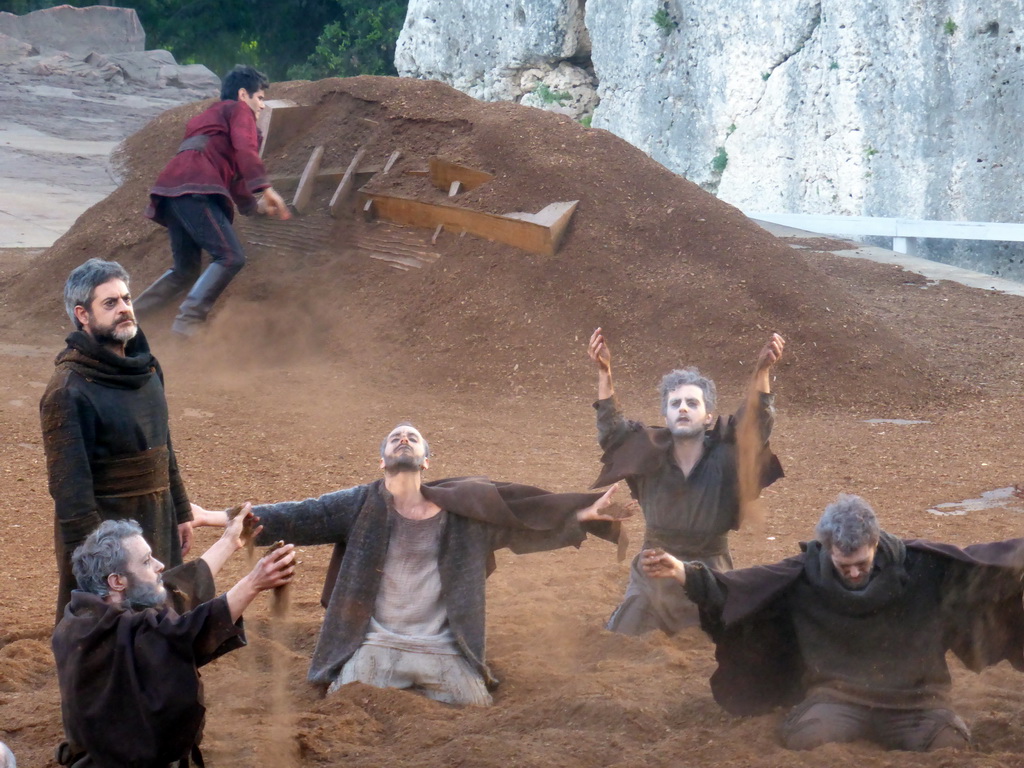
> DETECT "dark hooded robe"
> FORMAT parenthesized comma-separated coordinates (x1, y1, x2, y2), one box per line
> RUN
(682, 533, 1024, 717)
(253, 477, 621, 688)
(40, 328, 192, 621)
(592, 393, 783, 633)
(52, 559, 245, 767)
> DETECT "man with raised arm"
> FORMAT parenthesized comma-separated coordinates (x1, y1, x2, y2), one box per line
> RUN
(41, 258, 196, 623)
(134, 64, 290, 337)
(642, 493, 1024, 752)
(587, 328, 785, 635)
(217, 422, 627, 706)
(52, 512, 295, 767)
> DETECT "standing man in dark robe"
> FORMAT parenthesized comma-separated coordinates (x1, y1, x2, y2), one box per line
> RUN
(41, 258, 194, 623)
(642, 494, 1024, 752)
(210, 422, 628, 706)
(587, 328, 785, 635)
(133, 64, 290, 338)
(52, 513, 295, 767)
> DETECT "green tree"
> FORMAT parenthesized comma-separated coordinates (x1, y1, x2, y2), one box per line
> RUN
(0, 1, 408, 81)
(296, 0, 407, 79)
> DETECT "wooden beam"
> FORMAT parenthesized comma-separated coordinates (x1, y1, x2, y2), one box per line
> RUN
(448, 181, 462, 197)
(358, 192, 578, 256)
(428, 157, 494, 192)
(268, 165, 381, 186)
(259, 103, 317, 158)
(291, 145, 325, 214)
(329, 148, 368, 218)
(383, 151, 401, 173)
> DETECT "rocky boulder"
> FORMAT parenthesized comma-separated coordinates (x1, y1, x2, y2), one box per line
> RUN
(0, 5, 144, 55)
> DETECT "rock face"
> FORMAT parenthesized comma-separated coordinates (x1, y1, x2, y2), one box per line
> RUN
(0, 7, 218, 91)
(396, 0, 598, 119)
(0, 5, 145, 54)
(397, 0, 1024, 278)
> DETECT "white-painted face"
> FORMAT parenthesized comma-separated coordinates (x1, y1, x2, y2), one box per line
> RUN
(830, 543, 877, 590)
(664, 384, 712, 439)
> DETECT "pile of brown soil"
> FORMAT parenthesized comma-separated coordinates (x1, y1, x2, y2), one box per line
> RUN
(3, 76, 1024, 768)
(0, 76, 958, 411)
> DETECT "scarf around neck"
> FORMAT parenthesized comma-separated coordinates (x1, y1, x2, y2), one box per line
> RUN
(802, 530, 909, 616)
(55, 328, 157, 390)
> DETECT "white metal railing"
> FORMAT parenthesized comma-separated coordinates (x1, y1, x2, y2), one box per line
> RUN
(742, 211, 1024, 255)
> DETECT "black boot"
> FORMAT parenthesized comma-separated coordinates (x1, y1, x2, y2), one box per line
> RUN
(171, 262, 238, 337)
(132, 269, 192, 318)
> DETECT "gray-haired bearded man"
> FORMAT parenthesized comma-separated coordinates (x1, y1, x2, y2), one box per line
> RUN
(587, 328, 785, 635)
(41, 258, 196, 623)
(52, 514, 294, 766)
(642, 494, 1024, 752)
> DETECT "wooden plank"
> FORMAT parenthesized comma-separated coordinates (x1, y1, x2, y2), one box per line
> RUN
(504, 201, 579, 254)
(358, 192, 577, 256)
(329, 148, 368, 218)
(259, 104, 317, 158)
(268, 165, 381, 186)
(383, 151, 401, 173)
(448, 181, 462, 197)
(428, 157, 494, 192)
(291, 145, 325, 214)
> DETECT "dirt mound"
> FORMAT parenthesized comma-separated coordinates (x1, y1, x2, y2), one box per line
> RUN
(0, 75, 960, 411)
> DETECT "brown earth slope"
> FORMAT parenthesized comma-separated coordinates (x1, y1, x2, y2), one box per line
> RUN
(1, 76, 1024, 768)
(0, 75, 960, 411)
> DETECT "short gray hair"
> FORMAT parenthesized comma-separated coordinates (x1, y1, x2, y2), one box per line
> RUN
(72, 519, 142, 596)
(659, 367, 717, 415)
(64, 258, 130, 329)
(815, 494, 880, 555)
(380, 421, 430, 458)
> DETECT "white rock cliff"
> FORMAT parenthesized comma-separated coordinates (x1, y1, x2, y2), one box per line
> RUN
(397, 0, 1024, 277)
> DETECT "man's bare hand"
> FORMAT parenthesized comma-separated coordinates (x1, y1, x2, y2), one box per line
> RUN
(257, 187, 291, 220)
(588, 327, 612, 373)
(223, 502, 262, 550)
(250, 544, 296, 591)
(756, 333, 786, 372)
(641, 548, 687, 583)
(178, 521, 194, 557)
(577, 484, 630, 522)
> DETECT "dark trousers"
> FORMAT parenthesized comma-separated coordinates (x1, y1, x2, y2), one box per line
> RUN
(780, 696, 971, 752)
(134, 194, 247, 336)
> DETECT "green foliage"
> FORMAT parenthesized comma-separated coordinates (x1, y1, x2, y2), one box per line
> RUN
(711, 146, 728, 173)
(302, 0, 406, 78)
(580, 114, 593, 128)
(535, 83, 571, 105)
(652, 5, 678, 35)
(726, 123, 737, 137)
(761, 71, 771, 81)
(865, 145, 879, 157)
(829, 60, 839, 70)
(943, 17, 958, 35)
(0, 1, 408, 81)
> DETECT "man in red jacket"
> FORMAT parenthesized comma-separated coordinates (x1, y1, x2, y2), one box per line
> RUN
(134, 65, 290, 338)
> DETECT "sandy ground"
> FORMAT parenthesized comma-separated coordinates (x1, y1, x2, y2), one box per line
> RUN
(1, 75, 1024, 767)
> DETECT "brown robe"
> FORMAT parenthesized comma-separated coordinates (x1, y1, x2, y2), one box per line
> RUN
(253, 477, 621, 688)
(52, 560, 245, 767)
(40, 328, 192, 622)
(683, 535, 1024, 716)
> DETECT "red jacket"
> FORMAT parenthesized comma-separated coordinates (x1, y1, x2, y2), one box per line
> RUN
(146, 99, 270, 225)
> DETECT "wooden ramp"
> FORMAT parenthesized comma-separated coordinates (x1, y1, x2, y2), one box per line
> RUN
(357, 192, 578, 257)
